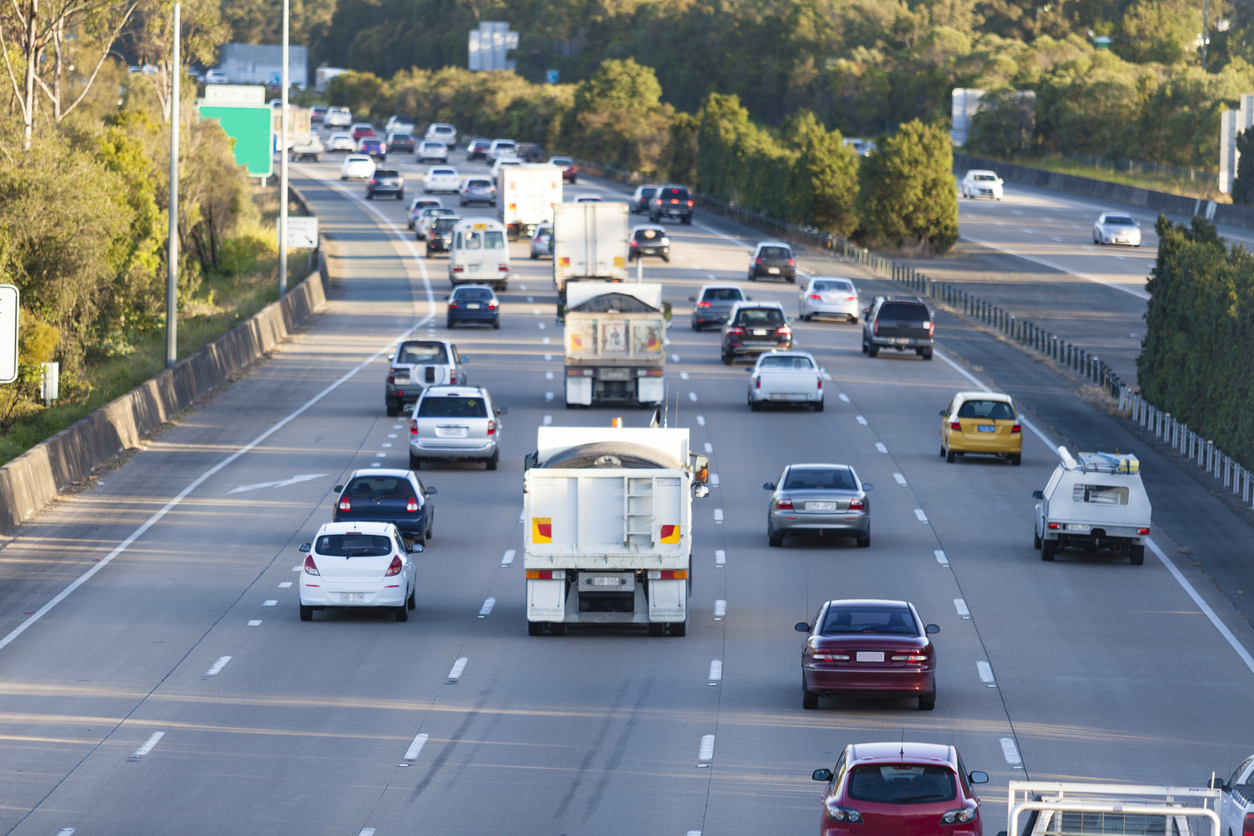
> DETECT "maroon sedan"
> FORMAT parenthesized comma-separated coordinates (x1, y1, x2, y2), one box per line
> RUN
(549, 155, 578, 182)
(811, 742, 988, 836)
(795, 599, 939, 710)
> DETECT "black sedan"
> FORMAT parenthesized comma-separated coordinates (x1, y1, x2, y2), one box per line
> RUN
(387, 132, 415, 154)
(629, 225, 670, 261)
(425, 215, 460, 257)
(332, 469, 436, 543)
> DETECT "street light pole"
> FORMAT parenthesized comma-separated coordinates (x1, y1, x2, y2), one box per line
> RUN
(166, 0, 180, 368)
(278, 0, 289, 296)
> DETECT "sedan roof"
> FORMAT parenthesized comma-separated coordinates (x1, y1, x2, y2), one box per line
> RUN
(848, 741, 954, 766)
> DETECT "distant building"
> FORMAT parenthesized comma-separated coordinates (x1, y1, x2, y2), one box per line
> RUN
(217, 43, 309, 89)
(316, 67, 347, 94)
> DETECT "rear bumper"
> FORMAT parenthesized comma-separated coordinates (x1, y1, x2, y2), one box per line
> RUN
(333, 511, 427, 536)
(693, 313, 729, 327)
(752, 388, 821, 403)
(728, 341, 792, 356)
(946, 433, 1022, 454)
(803, 666, 935, 695)
(868, 336, 932, 348)
(300, 581, 407, 608)
(448, 309, 496, 321)
(772, 510, 868, 533)
(805, 302, 858, 318)
(752, 266, 795, 280)
(411, 439, 498, 460)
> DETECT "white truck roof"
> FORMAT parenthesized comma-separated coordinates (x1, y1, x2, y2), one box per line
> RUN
(565, 282, 662, 311)
(536, 426, 689, 468)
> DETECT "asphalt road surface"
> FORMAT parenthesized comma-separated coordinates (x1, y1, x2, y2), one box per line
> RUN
(0, 145, 1251, 836)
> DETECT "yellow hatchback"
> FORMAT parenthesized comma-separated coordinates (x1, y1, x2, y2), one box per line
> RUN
(939, 391, 1022, 465)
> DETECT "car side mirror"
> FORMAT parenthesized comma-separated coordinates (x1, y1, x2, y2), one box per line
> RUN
(408, 541, 424, 553)
(968, 771, 989, 785)
(425, 486, 438, 495)
(745, 367, 753, 373)
(387, 353, 395, 361)
(939, 409, 947, 417)
(926, 624, 940, 634)
(524, 451, 538, 471)
(496, 407, 508, 415)
(1032, 490, 1044, 499)
(334, 485, 343, 492)
(443, 295, 450, 300)
(460, 356, 470, 363)
(299, 543, 311, 552)
(694, 485, 709, 498)
(688, 296, 696, 302)
(812, 768, 833, 782)
(862, 484, 873, 491)
(763, 482, 775, 490)
(794, 622, 810, 632)
(1207, 777, 1227, 790)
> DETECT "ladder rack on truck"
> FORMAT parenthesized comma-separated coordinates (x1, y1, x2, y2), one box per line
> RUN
(1004, 781, 1220, 836)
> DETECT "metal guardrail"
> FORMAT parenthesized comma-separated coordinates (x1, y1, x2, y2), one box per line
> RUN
(1062, 152, 1217, 184)
(576, 158, 1254, 507)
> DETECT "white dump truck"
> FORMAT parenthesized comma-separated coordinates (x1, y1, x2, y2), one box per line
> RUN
(523, 425, 709, 636)
(1033, 449, 1152, 565)
(553, 201, 629, 300)
(564, 282, 666, 408)
(498, 164, 561, 240)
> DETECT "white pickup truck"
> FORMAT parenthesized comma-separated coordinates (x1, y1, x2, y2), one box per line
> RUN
(1033, 449, 1152, 565)
(1004, 780, 1220, 836)
(1214, 754, 1254, 836)
(746, 350, 825, 411)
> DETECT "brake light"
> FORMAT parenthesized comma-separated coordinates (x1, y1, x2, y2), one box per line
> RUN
(848, 498, 865, 510)
(1137, 527, 1151, 535)
(488, 300, 498, 309)
(1011, 421, 1021, 433)
(817, 379, 822, 390)
(873, 322, 879, 335)
(755, 257, 763, 264)
(777, 498, 793, 510)
(670, 198, 679, 204)
(526, 569, 566, 579)
(1244, 815, 1254, 836)
(727, 326, 745, 335)
(927, 320, 935, 336)
(1048, 522, 1060, 530)
(698, 301, 711, 307)
(499, 265, 509, 272)
(776, 326, 791, 337)
(487, 419, 496, 436)
(411, 419, 417, 435)
(303, 555, 320, 575)
(448, 302, 459, 309)
(809, 294, 822, 300)
(453, 266, 464, 273)
(630, 240, 638, 247)
(647, 570, 687, 579)
(385, 556, 403, 576)
(449, 372, 457, 385)
(787, 258, 795, 266)
(369, 178, 376, 184)
(950, 421, 962, 430)
(755, 377, 760, 389)
(406, 497, 418, 513)
(687, 200, 694, 207)
(845, 296, 856, 302)
(338, 497, 351, 511)
(387, 373, 395, 384)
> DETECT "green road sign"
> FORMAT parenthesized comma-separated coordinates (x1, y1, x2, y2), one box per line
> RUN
(198, 105, 273, 178)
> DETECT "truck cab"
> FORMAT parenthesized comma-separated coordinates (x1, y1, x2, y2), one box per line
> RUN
(1033, 449, 1151, 565)
(449, 219, 510, 290)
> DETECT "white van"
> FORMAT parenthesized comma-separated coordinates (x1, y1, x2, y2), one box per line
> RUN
(449, 219, 510, 291)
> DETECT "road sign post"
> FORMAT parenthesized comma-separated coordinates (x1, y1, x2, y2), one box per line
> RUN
(0, 284, 17, 384)
(277, 216, 318, 249)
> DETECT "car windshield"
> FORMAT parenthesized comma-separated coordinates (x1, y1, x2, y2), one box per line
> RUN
(703, 288, 742, 302)
(418, 396, 488, 418)
(760, 355, 813, 370)
(878, 302, 929, 322)
(1104, 216, 1135, 226)
(957, 400, 1015, 420)
(813, 280, 854, 293)
(759, 246, 791, 259)
(821, 606, 917, 636)
(784, 467, 857, 491)
(397, 343, 448, 364)
(315, 533, 393, 557)
(735, 308, 785, 326)
(847, 765, 957, 804)
(344, 476, 415, 499)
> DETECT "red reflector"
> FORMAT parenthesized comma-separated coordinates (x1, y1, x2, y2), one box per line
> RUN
(849, 498, 865, 510)
(406, 497, 418, 512)
(1048, 523, 1060, 530)
(1011, 422, 1021, 433)
(951, 422, 962, 431)
(304, 555, 320, 575)
(338, 498, 351, 511)
(1137, 527, 1150, 535)
(385, 556, 403, 576)
(777, 498, 793, 510)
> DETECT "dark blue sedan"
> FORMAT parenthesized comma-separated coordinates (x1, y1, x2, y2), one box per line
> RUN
(447, 285, 500, 329)
(358, 138, 386, 160)
(332, 469, 436, 543)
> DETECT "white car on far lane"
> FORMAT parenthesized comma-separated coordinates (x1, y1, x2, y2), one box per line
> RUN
(489, 156, 521, 179)
(340, 154, 375, 180)
(418, 140, 449, 163)
(747, 351, 826, 411)
(408, 197, 442, 229)
(424, 166, 461, 193)
(1093, 212, 1142, 246)
(326, 133, 356, 152)
(799, 276, 860, 323)
(961, 169, 1003, 200)
(298, 521, 421, 622)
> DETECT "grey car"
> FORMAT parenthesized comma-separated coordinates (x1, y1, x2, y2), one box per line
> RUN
(409, 385, 506, 470)
(690, 284, 748, 331)
(764, 464, 872, 548)
(385, 340, 469, 416)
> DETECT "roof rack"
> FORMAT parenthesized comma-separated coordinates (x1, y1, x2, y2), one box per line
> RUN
(1075, 451, 1139, 474)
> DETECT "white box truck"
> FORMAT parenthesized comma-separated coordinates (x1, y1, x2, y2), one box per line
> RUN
(1032, 448, 1152, 565)
(553, 201, 629, 299)
(498, 164, 561, 240)
(564, 282, 666, 407)
(523, 425, 709, 637)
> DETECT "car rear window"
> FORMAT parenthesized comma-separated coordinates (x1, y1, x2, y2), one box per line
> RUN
(877, 302, 929, 322)
(454, 288, 493, 301)
(315, 533, 394, 557)
(759, 355, 813, 369)
(813, 280, 853, 293)
(639, 187, 657, 198)
(847, 765, 956, 804)
(821, 605, 917, 636)
(784, 467, 856, 491)
(344, 476, 415, 499)
(467, 179, 491, 188)
(1104, 216, 1135, 226)
(397, 343, 448, 364)
(703, 288, 742, 302)
(434, 126, 453, 133)
(735, 308, 784, 326)
(634, 228, 664, 240)
(1072, 484, 1130, 505)
(759, 246, 791, 259)
(392, 133, 411, 140)
(418, 396, 488, 418)
(956, 400, 1014, 420)
(374, 170, 399, 178)
(431, 168, 455, 176)
(432, 218, 458, 231)
(661, 187, 688, 199)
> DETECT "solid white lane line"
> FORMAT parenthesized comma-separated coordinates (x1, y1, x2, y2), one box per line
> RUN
(478, 597, 496, 617)
(703, 442, 713, 454)
(693, 220, 753, 250)
(708, 660, 722, 683)
(960, 233, 1149, 300)
(279, 581, 292, 588)
(698, 734, 715, 761)
(977, 661, 996, 683)
(205, 656, 231, 676)
(543, 415, 552, 425)
(838, 393, 850, 403)
(131, 731, 164, 758)
(247, 620, 262, 626)
(914, 509, 928, 523)
(688, 392, 698, 402)
(447, 657, 468, 681)
(893, 473, 908, 486)
(935, 550, 949, 566)
(1000, 738, 1022, 765)
(953, 599, 970, 617)
(696, 415, 705, 426)
(875, 443, 887, 453)
(714, 508, 724, 523)
(714, 549, 725, 567)
(714, 600, 726, 619)
(501, 549, 515, 567)
(404, 732, 429, 761)
(263, 600, 277, 606)
(855, 415, 867, 425)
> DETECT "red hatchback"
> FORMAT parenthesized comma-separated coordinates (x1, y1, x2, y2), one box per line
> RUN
(811, 742, 988, 836)
(795, 599, 939, 710)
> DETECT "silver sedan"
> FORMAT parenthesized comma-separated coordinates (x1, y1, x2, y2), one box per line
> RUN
(1093, 212, 1142, 246)
(798, 276, 859, 322)
(764, 464, 872, 548)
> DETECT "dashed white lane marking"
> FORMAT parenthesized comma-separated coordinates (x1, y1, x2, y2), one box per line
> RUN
(707, 273, 716, 280)
(703, 442, 713, 454)
(520, 284, 527, 291)
(696, 415, 705, 426)
(892, 473, 907, 486)
(542, 336, 551, 344)
(205, 656, 231, 676)
(709, 474, 719, 486)
(978, 661, 996, 684)
(478, 597, 496, 618)
(387, 433, 397, 438)
(131, 731, 164, 759)
(370, 462, 381, 468)
(1051, 236, 1062, 242)
(527, 296, 535, 303)
(935, 550, 949, 567)
(544, 353, 553, 361)
(263, 600, 277, 606)
(375, 452, 386, 458)
(381, 442, 393, 448)
(1022, 228, 1033, 234)
(447, 657, 468, 681)
(708, 660, 723, 683)
(680, 371, 689, 380)
(688, 392, 698, 402)
(501, 549, 515, 567)
(693, 220, 753, 250)
(279, 581, 292, 588)
(1000, 737, 1022, 765)
(714, 600, 727, 619)
(714, 508, 724, 523)
(542, 415, 552, 425)
(688, 831, 702, 836)
(855, 415, 867, 425)
(248, 620, 262, 626)
(392, 424, 402, 430)
(914, 509, 928, 523)
(545, 392, 555, 402)
(292, 565, 301, 572)
(532, 308, 541, 316)
(404, 732, 429, 761)
(545, 371, 554, 380)
(359, 829, 377, 836)
(698, 734, 715, 762)
(715, 549, 725, 567)
(875, 443, 887, 453)
(954, 598, 970, 617)
(671, 353, 681, 362)
(538, 322, 546, 330)
(838, 393, 850, 403)
(57, 829, 75, 836)
(692, 264, 701, 271)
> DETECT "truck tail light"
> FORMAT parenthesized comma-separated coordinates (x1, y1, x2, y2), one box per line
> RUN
(950, 421, 962, 431)
(873, 321, 879, 335)
(637, 369, 663, 377)
(1048, 522, 1060, 530)
(385, 556, 404, 576)
(304, 555, 320, 575)
(1244, 814, 1254, 836)
(526, 570, 566, 579)
(687, 200, 694, 207)
(817, 378, 822, 390)
(647, 570, 687, 579)
(1137, 527, 1150, 535)
(777, 498, 793, 510)
(755, 377, 760, 389)
(387, 373, 395, 384)
(848, 498, 865, 510)
(338, 497, 351, 511)
(487, 419, 496, 436)
(630, 240, 638, 247)
(1011, 421, 1021, 433)
(499, 265, 509, 272)
(567, 368, 594, 376)
(411, 420, 417, 435)
(406, 497, 419, 512)
(927, 320, 935, 336)
(449, 372, 457, 385)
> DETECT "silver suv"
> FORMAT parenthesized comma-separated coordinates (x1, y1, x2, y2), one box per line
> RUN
(409, 386, 506, 470)
(385, 340, 469, 416)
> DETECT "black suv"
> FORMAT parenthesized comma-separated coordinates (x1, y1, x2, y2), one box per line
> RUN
(748, 241, 796, 282)
(721, 302, 793, 364)
(367, 168, 404, 200)
(649, 185, 693, 224)
(862, 297, 934, 360)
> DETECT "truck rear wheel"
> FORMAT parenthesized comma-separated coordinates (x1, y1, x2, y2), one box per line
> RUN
(527, 621, 544, 636)
(648, 624, 665, 637)
(550, 622, 567, 636)
(1042, 540, 1056, 561)
(1130, 544, 1145, 565)
(868, 345, 879, 357)
(670, 620, 687, 637)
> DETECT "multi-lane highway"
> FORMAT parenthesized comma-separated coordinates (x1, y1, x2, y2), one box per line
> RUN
(0, 145, 1251, 835)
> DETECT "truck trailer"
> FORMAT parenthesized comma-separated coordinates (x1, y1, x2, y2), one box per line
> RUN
(498, 164, 561, 240)
(553, 201, 629, 300)
(564, 283, 666, 408)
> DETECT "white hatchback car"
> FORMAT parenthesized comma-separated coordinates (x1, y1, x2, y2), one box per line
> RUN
(326, 133, 356, 152)
(1093, 212, 1142, 246)
(408, 197, 442, 229)
(418, 141, 449, 163)
(425, 123, 458, 149)
(961, 169, 1003, 199)
(424, 166, 461, 193)
(799, 276, 860, 322)
(340, 154, 375, 180)
(298, 521, 421, 622)
(490, 156, 521, 179)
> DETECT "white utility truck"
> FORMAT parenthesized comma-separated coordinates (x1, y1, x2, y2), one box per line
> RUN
(498, 164, 561, 241)
(523, 425, 709, 636)
(553, 201, 629, 301)
(1214, 754, 1254, 836)
(564, 282, 666, 408)
(1005, 781, 1219, 836)
(1033, 448, 1152, 565)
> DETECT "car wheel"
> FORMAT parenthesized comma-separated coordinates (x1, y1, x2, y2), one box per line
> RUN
(1042, 539, 1057, 561)
(299, 604, 313, 622)
(446, 318, 454, 328)
(394, 604, 408, 622)
(493, 320, 500, 330)
(1010, 454, 1022, 466)
(856, 533, 870, 548)
(813, 399, 824, 412)
(397, 192, 403, 201)
(802, 688, 819, 710)
(409, 452, 422, 470)
(407, 586, 416, 610)
(682, 215, 692, 225)
(918, 692, 936, 711)
(768, 525, 783, 548)
(749, 395, 761, 411)
(939, 444, 946, 458)
(486, 449, 499, 470)
(922, 349, 933, 360)
(648, 623, 665, 637)
(946, 447, 955, 463)
(861, 340, 868, 355)
(528, 621, 544, 636)
(386, 402, 399, 417)
(663, 256, 670, 262)
(366, 192, 373, 200)
(1034, 529, 1042, 549)
(748, 272, 756, 282)
(867, 345, 879, 357)
(1130, 544, 1145, 565)
(721, 351, 733, 366)
(849, 316, 857, 324)
(692, 321, 700, 331)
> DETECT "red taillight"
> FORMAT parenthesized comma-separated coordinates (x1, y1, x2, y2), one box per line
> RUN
(809, 294, 821, 300)
(1048, 522, 1060, 530)
(787, 258, 795, 266)
(950, 421, 962, 430)
(873, 322, 879, 335)
(845, 296, 856, 302)
(698, 301, 711, 307)
(927, 320, 935, 337)
(670, 198, 679, 204)
(369, 178, 376, 184)
(727, 326, 745, 335)
(755, 378, 760, 389)
(1011, 421, 1021, 434)
(448, 302, 459, 309)
(1137, 527, 1151, 535)
(849, 498, 865, 510)
(526, 569, 566, 579)
(410, 419, 417, 435)
(777, 498, 793, 510)
(817, 379, 822, 390)
(1243, 813, 1254, 836)
(630, 240, 638, 247)
(406, 497, 418, 513)
(487, 419, 496, 436)
(385, 556, 403, 576)
(488, 300, 498, 309)
(339, 497, 351, 511)
(687, 200, 694, 207)
(499, 265, 509, 272)
(755, 257, 763, 264)
(304, 555, 320, 575)
(449, 372, 457, 385)
(453, 266, 464, 273)
(387, 373, 395, 384)
(650, 570, 687, 579)
(892, 652, 929, 662)
(776, 326, 791, 337)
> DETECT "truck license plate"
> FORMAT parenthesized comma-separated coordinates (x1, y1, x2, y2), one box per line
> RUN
(977, 425, 995, 433)
(890, 337, 909, 345)
(856, 651, 884, 662)
(341, 593, 365, 603)
(752, 329, 768, 336)
(1067, 523, 1091, 533)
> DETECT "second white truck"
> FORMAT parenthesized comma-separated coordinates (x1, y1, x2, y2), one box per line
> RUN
(553, 201, 629, 300)
(498, 164, 561, 240)
(564, 282, 666, 408)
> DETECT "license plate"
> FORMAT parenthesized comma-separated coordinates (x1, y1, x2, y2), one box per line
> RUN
(394, 375, 410, 384)
(1067, 523, 1091, 532)
(436, 426, 468, 438)
(752, 329, 768, 336)
(806, 501, 836, 511)
(890, 337, 909, 345)
(468, 263, 481, 271)
(466, 303, 481, 309)
(341, 592, 365, 603)
(977, 425, 995, 433)
(768, 267, 780, 274)
(856, 651, 884, 662)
